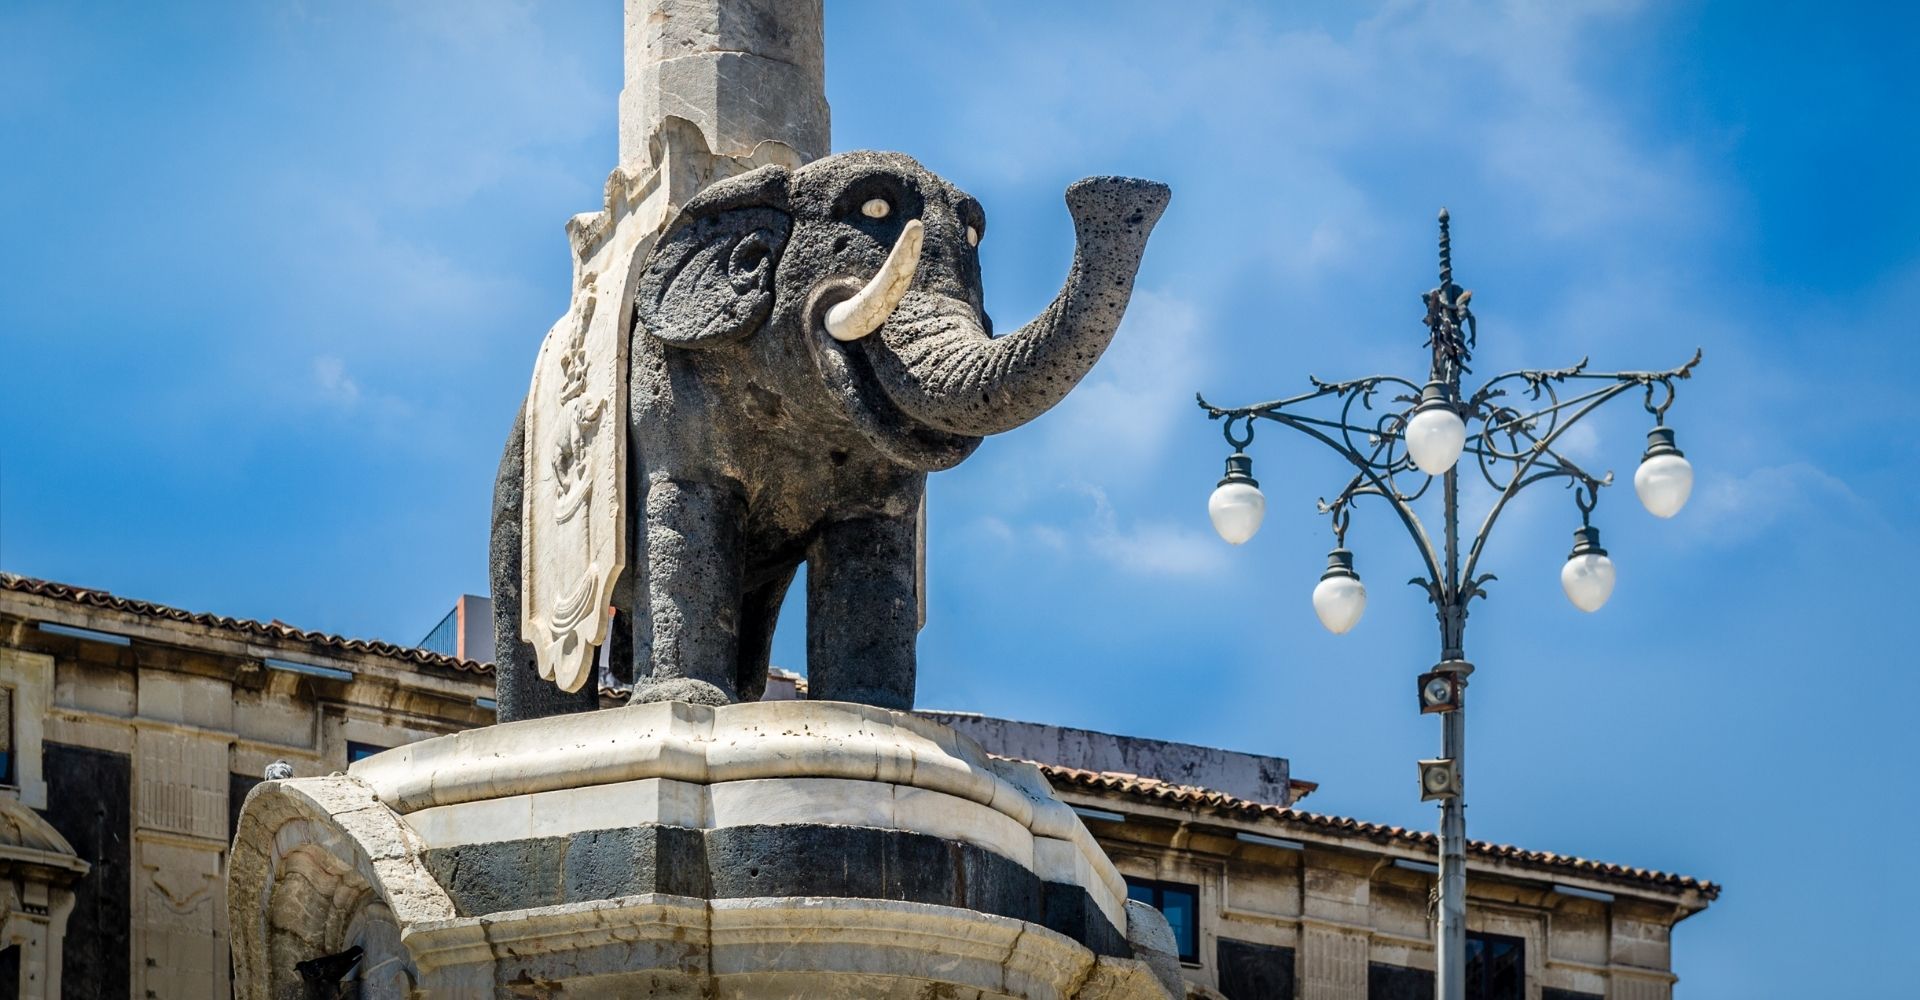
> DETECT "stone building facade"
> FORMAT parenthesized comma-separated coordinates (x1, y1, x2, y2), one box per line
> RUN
(0, 575, 493, 1000)
(0, 573, 1715, 999)
(1041, 767, 1712, 1000)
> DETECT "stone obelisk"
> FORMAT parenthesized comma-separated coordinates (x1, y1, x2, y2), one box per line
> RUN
(517, 0, 827, 699)
(619, 0, 828, 170)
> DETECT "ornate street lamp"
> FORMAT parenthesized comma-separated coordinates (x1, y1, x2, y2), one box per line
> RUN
(1197, 210, 1701, 1000)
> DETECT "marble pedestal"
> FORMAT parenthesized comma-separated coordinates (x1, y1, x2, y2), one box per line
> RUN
(228, 700, 1181, 999)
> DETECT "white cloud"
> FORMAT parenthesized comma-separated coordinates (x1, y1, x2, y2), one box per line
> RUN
(969, 484, 1226, 579)
(1550, 420, 1602, 462)
(1030, 523, 1071, 554)
(1078, 484, 1227, 577)
(1088, 517, 1228, 578)
(312, 355, 361, 406)
(974, 516, 1015, 545)
(938, 1, 1710, 284)
(1687, 462, 1870, 547)
(298, 193, 511, 332)
(308, 353, 420, 431)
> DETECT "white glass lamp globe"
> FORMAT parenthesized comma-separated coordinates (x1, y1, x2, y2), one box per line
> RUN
(1405, 394, 1467, 476)
(1312, 549, 1367, 634)
(1633, 427, 1693, 518)
(1559, 527, 1616, 612)
(1209, 453, 1265, 545)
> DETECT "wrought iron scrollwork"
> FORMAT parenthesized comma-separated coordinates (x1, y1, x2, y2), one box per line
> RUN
(1197, 209, 1700, 644)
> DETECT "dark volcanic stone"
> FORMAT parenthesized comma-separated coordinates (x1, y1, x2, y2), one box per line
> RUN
(423, 822, 1128, 957)
(563, 825, 709, 901)
(882, 824, 958, 906)
(425, 837, 568, 916)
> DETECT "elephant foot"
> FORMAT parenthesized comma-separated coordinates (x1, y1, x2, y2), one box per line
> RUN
(629, 676, 737, 707)
(805, 687, 912, 713)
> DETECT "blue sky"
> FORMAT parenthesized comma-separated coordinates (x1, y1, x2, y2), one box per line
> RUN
(2, 2, 1914, 995)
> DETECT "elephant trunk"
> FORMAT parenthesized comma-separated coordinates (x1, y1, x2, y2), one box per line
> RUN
(867, 177, 1170, 438)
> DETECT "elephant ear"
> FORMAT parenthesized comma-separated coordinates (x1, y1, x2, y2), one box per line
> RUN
(636, 165, 793, 347)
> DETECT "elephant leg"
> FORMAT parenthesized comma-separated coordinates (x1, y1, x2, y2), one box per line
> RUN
(491, 400, 600, 722)
(806, 512, 919, 710)
(734, 562, 799, 702)
(629, 475, 745, 706)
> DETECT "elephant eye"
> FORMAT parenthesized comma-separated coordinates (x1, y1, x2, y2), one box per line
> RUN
(861, 198, 891, 219)
(965, 225, 980, 248)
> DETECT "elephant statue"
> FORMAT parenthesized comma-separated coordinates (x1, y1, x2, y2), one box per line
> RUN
(491, 150, 1169, 720)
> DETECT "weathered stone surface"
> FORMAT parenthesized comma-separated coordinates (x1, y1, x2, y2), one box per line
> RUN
(347, 699, 1127, 931)
(231, 704, 1173, 997)
(424, 836, 568, 914)
(620, 0, 829, 170)
(408, 894, 1170, 998)
(229, 775, 457, 999)
(647, 51, 828, 162)
(1124, 901, 1185, 999)
(564, 824, 709, 900)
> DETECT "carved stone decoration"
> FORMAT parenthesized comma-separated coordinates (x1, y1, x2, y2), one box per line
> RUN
(521, 270, 625, 694)
(136, 840, 226, 1000)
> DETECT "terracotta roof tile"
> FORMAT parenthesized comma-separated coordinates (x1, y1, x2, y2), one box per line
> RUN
(1035, 761, 1720, 901)
(1, 573, 493, 676)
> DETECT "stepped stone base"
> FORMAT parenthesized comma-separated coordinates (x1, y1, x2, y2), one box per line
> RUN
(228, 700, 1180, 999)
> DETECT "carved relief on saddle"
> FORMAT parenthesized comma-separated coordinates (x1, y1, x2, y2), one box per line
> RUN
(522, 277, 624, 693)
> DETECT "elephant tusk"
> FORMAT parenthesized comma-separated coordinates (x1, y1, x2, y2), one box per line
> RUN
(826, 219, 923, 342)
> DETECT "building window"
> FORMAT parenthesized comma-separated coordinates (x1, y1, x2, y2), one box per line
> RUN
(1369, 962, 1432, 1000)
(1465, 932, 1525, 1000)
(1369, 935, 1524, 1000)
(0, 686, 12, 786)
(1125, 877, 1199, 964)
(347, 741, 389, 764)
(1217, 939, 1294, 1000)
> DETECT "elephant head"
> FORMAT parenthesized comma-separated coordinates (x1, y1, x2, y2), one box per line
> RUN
(633, 150, 1170, 469)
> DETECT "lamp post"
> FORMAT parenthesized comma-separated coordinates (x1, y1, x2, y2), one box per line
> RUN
(1196, 210, 1700, 1000)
